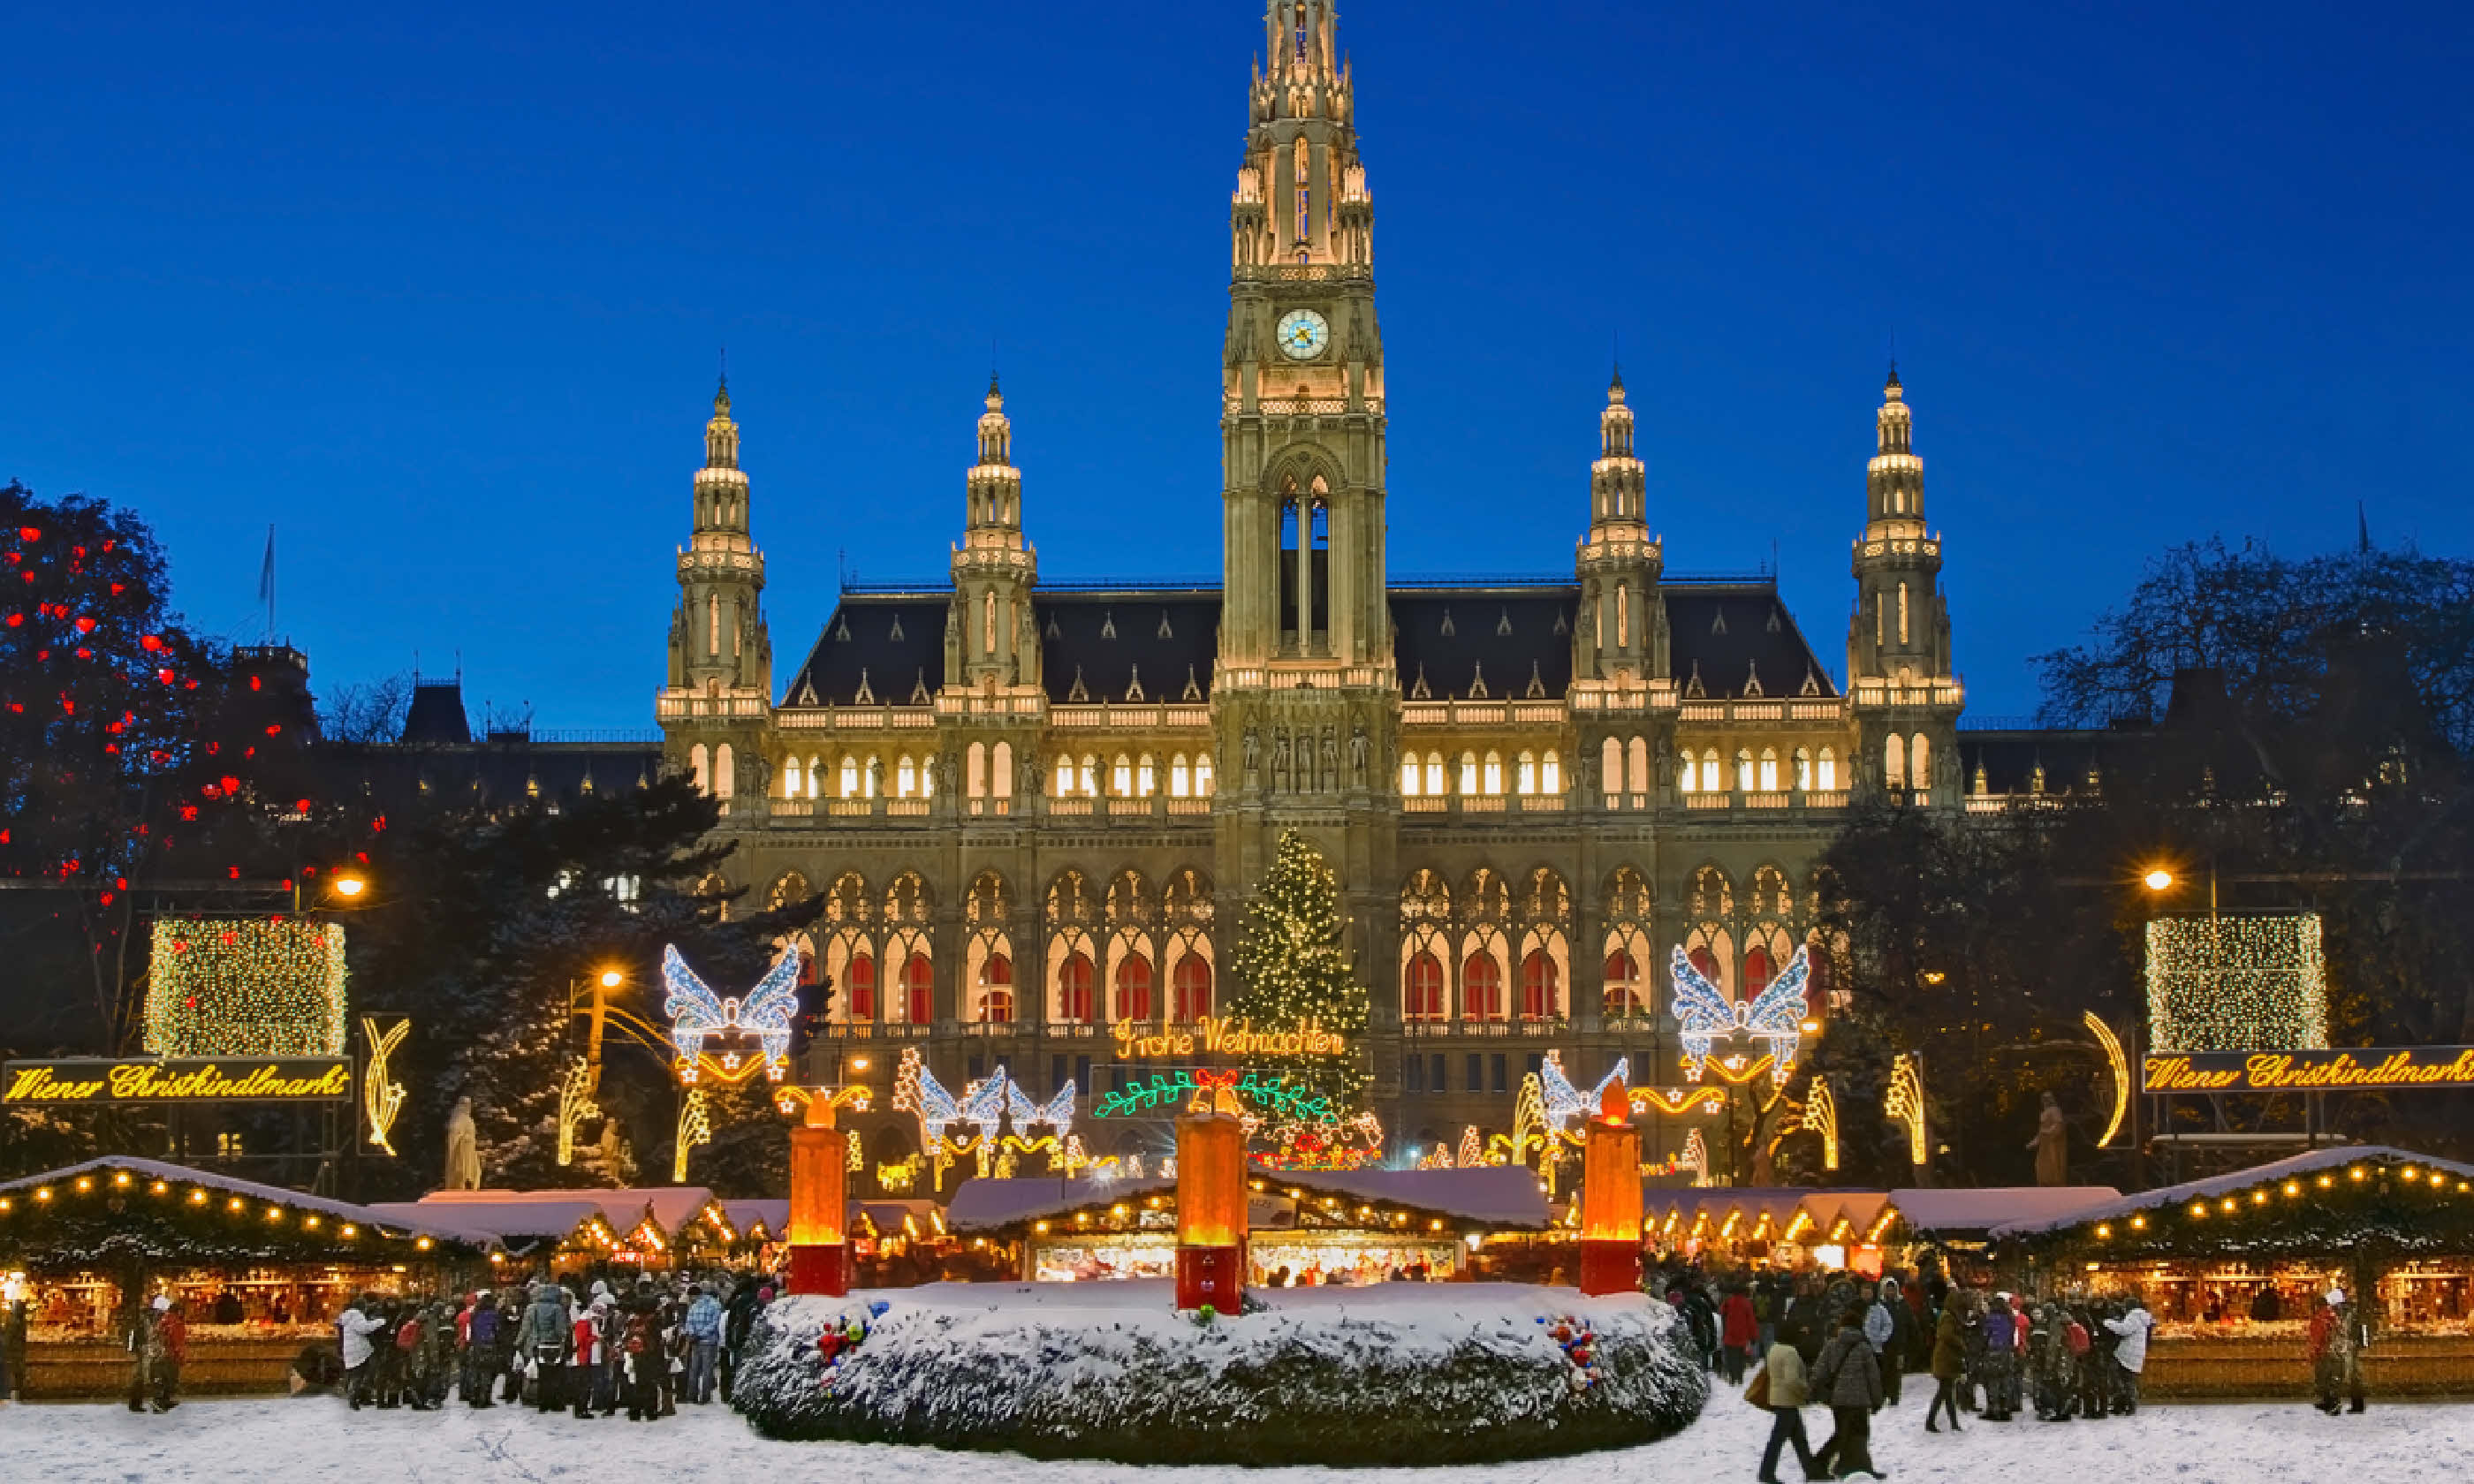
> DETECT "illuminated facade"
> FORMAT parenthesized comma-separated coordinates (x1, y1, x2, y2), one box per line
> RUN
(655, 1, 1971, 1168)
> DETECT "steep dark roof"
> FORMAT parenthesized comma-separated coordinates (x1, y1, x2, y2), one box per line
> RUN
(402, 681, 474, 745)
(1390, 587, 1576, 701)
(1037, 593, 1220, 704)
(1665, 585, 1838, 700)
(782, 594, 948, 708)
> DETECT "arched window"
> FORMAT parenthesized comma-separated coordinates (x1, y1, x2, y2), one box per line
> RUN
(1482, 750, 1503, 795)
(1195, 753, 1214, 795)
(1628, 736, 1651, 794)
(1601, 737, 1622, 799)
(1112, 953, 1153, 1022)
(1616, 582, 1630, 646)
(1424, 752, 1444, 795)
(1743, 945, 1774, 995)
(1818, 746, 1838, 791)
(807, 755, 821, 799)
(1173, 753, 1194, 797)
(992, 740, 1013, 798)
(1515, 751, 1537, 795)
(1700, 751, 1722, 793)
(836, 756, 855, 798)
(782, 756, 801, 798)
(1136, 753, 1157, 797)
(1734, 749, 1755, 793)
(1886, 733, 1908, 789)
(919, 755, 934, 797)
(863, 756, 882, 799)
(1520, 950, 1559, 1020)
(983, 589, 997, 655)
(1542, 750, 1562, 794)
(1400, 755, 1421, 794)
(1676, 744, 1696, 792)
(1459, 751, 1478, 794)
(1687, 943, 1721, 989)
(689, 743, 709, 794)
(902, 952, 934, 1024)
(1758, 747, 1779, 791)
(967, 742, 986, 799)
(1795, 746, 1812, 791)
(1404, 952, 1445, 1020)
(1112, 754, 1133, 796)
(1898, 581, 1910, 646)
(1603, 950, 1640, 1017)
(980, 953, 1013, 1023)
(1079, 755, 1098, 796)
(846, 953, 877, 1022)
(1059, 951, 1096, 1023)
(1463, 953, 1502, 1020)
(1053, 755, 1074, 797)
(897, 755, 918, 798)
(1172, 955, 1212, 1021)
(711, 744, 735, 799)
(1910, 733, 1931, 793)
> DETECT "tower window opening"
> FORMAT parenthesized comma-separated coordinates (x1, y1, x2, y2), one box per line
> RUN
(1459, 751, 1478, 795)
(841, 755, 861, 799)
(1818, 746, 1838, 791)
(1483, 750, 1503, 796)
(1795, 746, 1812, 791)
(1400, 755, 1420, 795)
(1542, 749, 1561, 794)
(1195, 753, 1214, 795)
(1700, 751, 1721, 793)
(1515, 751, 1537, 796)
(1079, 754, 1098, 797)
(1886, 733, 1908, 789)
(1172, 753, 1193, 797)
(1898, 582, 1910, 646)
(1759, 748, 1779, 791)
(1053, 755, 1074, 798)
(983, 591, 997, 655)
(1424, 752, 1444, 796)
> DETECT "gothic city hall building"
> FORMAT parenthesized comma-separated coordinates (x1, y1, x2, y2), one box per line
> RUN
(657, 1, 1965, 1168)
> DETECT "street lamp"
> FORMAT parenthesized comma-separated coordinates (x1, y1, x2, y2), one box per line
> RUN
(330, 872, 368, 899)
(2142, 867, 2174, 892)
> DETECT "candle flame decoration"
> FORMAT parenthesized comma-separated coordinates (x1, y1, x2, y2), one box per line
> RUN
(1886, 1052, 1927, 1165)
(673, 1087, 712, 1184)
(2084, 1011, 2129, 1147)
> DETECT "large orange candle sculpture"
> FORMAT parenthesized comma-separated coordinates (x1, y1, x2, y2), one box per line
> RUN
(1577, 1079, 1643, 1296)
(786, 1095, 849, 1295)
(1174, 1085, 1248, 1312)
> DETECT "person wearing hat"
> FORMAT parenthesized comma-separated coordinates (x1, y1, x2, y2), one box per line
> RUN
(125, 1295, 186, 1412)
(2310, 1287, 2368, 1414)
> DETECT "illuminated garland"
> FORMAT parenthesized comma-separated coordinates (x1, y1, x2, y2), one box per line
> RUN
(1804, 1076, 1840, 1171)
(0, 1165, 474, 1267)
(1091, 1068, 1334, 1124)
(557, 1057, 598, 1168)
(146, 919, 346, 1057)
(1628, 1086, 1731, 1117)
(2030, 1158, 2474, 1264)
(2084, 1011, 2129, 1147)
(673, 1088, 712, 1183)
(2144, 912, 2328, 1053)
(361, 1016, 409, 1155)
(1886, 1053, 1927, 1166)
(1456, 1126, 1483, 1169)
(1679, 1129, 1710, 1186)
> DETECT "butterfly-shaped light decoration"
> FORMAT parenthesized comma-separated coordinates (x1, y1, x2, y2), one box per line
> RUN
(662, 944, 802, 1083)
(1006, 1076, 1077, 1146)
(958, 1069, 1013, 1147)
(1538, 1049, 1629, 1129)
(1668, 944, 1811, 1086)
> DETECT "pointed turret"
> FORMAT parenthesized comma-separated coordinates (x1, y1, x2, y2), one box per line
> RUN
(948, 376, 1039, 693)
(660, 375, 773, 803)
(1848, 366, 1960, 806)
(1573, 369, 1664, 688)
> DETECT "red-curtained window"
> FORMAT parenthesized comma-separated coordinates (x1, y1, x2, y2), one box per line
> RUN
(1689, 945, 1722, 994)
(979, 953, 1013, 1023)
(1743, 946, 1774, 996)
(902, 952, 934, 1025)
(1059, 951, 1096, 1023)
(1520, 950, 1558, 1020)
(1403, 951, 1445, 1021)
(1603, 950, 1640, 1016)
(1113, 953, 1154, 1023)
(1172, 955, 1212, 1021)
(1463, 953, 1502, 1020)
(846, 954, 876, 1021)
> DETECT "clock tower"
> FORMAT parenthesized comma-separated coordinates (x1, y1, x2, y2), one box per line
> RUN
(1215, 0, 1395, 985)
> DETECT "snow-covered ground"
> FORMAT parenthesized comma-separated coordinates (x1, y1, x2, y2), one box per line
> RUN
(0, 1384, 2449, 1482)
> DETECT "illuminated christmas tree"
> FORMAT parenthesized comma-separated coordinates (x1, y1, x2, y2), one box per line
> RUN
(1226, 831, 1369, 1111)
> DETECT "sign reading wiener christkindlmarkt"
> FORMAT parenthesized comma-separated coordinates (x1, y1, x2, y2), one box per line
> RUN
(2144, 1048, 2474, 1094)
(1, 1057, 353, 1105)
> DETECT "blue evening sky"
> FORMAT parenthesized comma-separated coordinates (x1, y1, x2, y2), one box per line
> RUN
(4, 1, 2467, 731)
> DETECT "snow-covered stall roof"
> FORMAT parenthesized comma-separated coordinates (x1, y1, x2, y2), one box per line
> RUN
(1651, 1188, 1818, 1242)
(1886, 1186, 2121, 1238)
(724, 1198, 787, 1237)
(948, 1167, 1551, 1235)
(365, 1196, 612, 1245)
(1991, 1146, 2474, 1240)
(1792, 1190, 1893, 1244)
(0, 1156, 503, 1253)
(948, 1176, 1179, 1232)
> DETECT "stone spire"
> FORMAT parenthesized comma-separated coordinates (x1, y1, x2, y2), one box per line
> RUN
(949, 376, 1038, 692)
(1574, 367, 1664, 685)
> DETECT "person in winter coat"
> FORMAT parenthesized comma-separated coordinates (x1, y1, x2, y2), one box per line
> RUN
(2105, 1296, 2152, 1414)
(1720, 1285, 1760, 1384)
(461, 1292, 500, 1408)
(681, 1284, 723, 1403)
(1978, 1293, 2020, 1420)
(2311, 1288, 2368, 1414)
(514, 1284, 573, 1414)
(1810, 1309, 1885, 1480)
(126, 1296, 186, 1412)
(2029, 1305, 2077, 1420)
(1861, 1279, 1907, 1406)
(336, 1295, 390, 1411)
(1756, 1334, 1825, 1483)
(573, 1295, 610, 1419)
(1924, 1297, 1966, 1433)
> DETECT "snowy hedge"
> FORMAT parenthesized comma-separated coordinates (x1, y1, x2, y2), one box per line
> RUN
(732, 1282, 1709, 1465)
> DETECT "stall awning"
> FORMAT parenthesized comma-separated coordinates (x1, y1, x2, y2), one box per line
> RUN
(0, 1156, 502, 1262)
(1990, 1146, 2474, 1241)
(950, 1167, 1551, 1236)
(1886, 1186, 2121, 1239)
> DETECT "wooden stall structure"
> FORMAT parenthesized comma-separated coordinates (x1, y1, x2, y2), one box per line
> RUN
(0, 1158, 497, 1398)
(370, 1186, 770, 1277)
(1992, 1146, 2474, 1397)
(948, 1168, 1548, 1286)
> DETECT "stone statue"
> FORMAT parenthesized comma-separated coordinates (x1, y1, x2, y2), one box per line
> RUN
(1020, 753, 1040, 799)
(2029, 1091, 2068, 1185)
(443, 1096, 481, 1191)
(1270, 728, 1289, 790)
(935, 752, 957, 799)
(1242, 726, 1260, 775)
(1320, 728, 1337, 791)
(1349, 724, 1370, 783)
(1654, 736, 1673, 788)
(1577, 750, 1597, 794)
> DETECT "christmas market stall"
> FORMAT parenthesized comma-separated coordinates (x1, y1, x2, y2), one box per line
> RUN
(371, 1185, 766, 1276)
(1646, 1189, 1823, 1269)
(0, 1157, 497, 1398)
(1866, 1185, 2119, 1283)
(1778, 1191, 1893, 1276)
(947, 1167, 1549, 1284)
(1991, 1146, 2474, 1397)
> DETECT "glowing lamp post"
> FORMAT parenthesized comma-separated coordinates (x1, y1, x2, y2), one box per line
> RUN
(787, 1094, 849, 1296)
(1577, 1079, 1643, 1296)
(1174, 1084, 1248, 1313)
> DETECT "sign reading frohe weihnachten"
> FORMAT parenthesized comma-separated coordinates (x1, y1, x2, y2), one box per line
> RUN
(2144, 1048, 2474, 1094)
(1, 1057, 353, 1105)
(1111, 1017, 1347, 1061)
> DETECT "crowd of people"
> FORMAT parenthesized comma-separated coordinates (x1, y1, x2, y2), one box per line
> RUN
(1651, 1265, 2157, 1483)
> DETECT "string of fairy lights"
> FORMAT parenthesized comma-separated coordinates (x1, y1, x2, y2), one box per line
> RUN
(0, 1166, 460, 1261)
(144, 918, 347, 1057)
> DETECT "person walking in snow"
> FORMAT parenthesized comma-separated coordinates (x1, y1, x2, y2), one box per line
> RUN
(1755, 1327, 1823, 1483)
(1720, 1283, 1759, 1384)
(2311, 1288, 2368, 1414)
(681, 1283, 723, 1403)
(2104, 1295, 2151, 1415)
(1862, 1279, 1908, 1406)
(336, 1293, 390, 1411)
(460, 1291, 500, 1408)
(1924, 1292, 1966, 1433)
(1977, 1292, 2020, 1420)
(1810, 1309, 1885, 1480)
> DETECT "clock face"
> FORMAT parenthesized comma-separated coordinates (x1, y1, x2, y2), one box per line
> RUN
(1276, 309, 1330, 360)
